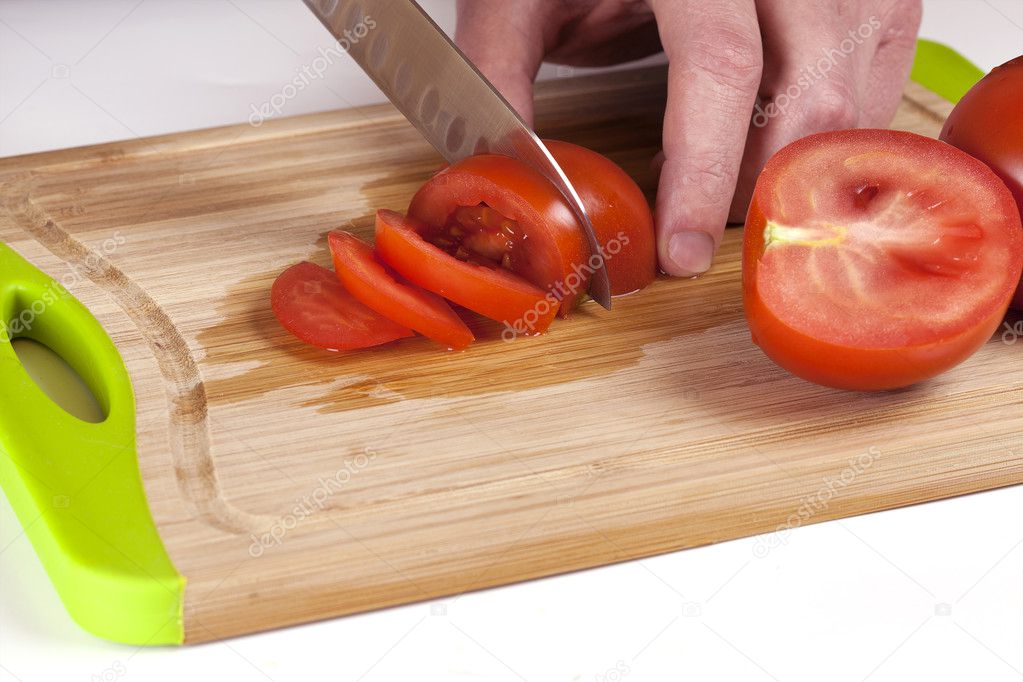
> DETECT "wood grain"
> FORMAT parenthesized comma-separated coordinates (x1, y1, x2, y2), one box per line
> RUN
(1, 67, 1019, 643)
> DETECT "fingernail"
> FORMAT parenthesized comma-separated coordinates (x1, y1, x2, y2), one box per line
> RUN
(667, 231, 715, 276)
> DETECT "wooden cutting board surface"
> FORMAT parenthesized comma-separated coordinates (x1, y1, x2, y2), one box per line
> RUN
(1, 67, 1020, 643)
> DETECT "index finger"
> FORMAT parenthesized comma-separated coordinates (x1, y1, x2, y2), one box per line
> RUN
(455, 0, 550, 125)
(649, 0, 763, 276)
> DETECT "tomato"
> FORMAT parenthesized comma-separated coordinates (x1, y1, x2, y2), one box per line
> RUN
(271, 262, 413, 351)
(743, 129, 1023, 391)
(940, 55, 1023, 309)
(544, 140, 657, 296)
(328, 230, 474, 350)
(407, 140, 655, 314)
(373, 210, 558, 336)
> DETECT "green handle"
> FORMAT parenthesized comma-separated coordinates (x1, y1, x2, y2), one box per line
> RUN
(911, 38, 985, 104)
(0, 243, 183, 645)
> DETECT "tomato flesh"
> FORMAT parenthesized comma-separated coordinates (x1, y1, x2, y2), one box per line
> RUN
(271, 262, 413, 351)
(328, 230, 474, 350)
(743, 129, 1023, 391)
(374, 209, 559, 335)
(940, 55, 1023, 309)
(427, 204, 520, 268)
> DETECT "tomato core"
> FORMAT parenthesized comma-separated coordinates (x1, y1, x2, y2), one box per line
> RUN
(429, 203, 521, 270)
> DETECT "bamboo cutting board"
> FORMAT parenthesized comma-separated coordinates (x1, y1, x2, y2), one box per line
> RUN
(1, 67, 1021, 645)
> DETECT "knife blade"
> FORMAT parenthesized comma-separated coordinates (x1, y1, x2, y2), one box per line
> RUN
(301, 0, 613, 310)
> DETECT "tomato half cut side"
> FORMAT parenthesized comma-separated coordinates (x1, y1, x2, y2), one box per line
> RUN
(743, 129, 1023, 391)
(374, 209, 558, 335)
(271, 262, 413, 351)
(328, 230, 474, 350)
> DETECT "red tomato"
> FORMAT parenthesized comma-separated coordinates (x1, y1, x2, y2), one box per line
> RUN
(271, 262, 413, 351)
(407, 140, 655, 314)
(373, 210, 558, 336)
(743, 129, 1023, 391)
(545, 140, 657, 296)
(328, 230, 474, 350)
(940, 55, 1023, 309)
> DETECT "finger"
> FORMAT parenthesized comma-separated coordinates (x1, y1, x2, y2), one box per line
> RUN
(862, 0, 922, 126)
(649, 0, 764, 277)
(454, 0, 549, 124)
(729, 2, 881, 222)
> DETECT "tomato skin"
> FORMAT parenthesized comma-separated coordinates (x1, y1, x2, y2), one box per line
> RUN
(743, 129, 1023, 391)
(544, 140, 657, 296)
(408, 141, 656, 312)
(271, 262, 413, 351)
(328, 231, 474, 350)
(940, 55, 1023, 309)
(374, 210, 558, 335)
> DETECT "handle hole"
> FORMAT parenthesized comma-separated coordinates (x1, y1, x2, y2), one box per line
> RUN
(11, 337, 106, 423)
(2, 285, 113, 424)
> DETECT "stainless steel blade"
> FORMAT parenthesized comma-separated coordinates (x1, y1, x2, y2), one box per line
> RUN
(302, 0, 612, 309)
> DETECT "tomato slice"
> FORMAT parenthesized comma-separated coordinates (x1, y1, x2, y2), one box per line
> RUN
(374, 209, 558, 335)
(328, 230, 474, 350)
(743, 129, 1023, 391)
(271, 262, 413, 351)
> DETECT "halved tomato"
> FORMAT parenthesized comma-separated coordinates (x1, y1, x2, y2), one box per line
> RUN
(328, 230, 474, 350)
(407, 140, 655, 314)
(545, 140, 657, 296)
(373, 209, 558, 336)
(271, 261, 413, 351)
(743, 129, 1023, 391)
(408, 154, 588, 314)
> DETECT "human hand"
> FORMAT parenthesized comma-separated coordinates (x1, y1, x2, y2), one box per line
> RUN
(455, 0, 922, 276)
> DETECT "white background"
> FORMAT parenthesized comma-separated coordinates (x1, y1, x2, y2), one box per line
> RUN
(1, 1, 1022, 680)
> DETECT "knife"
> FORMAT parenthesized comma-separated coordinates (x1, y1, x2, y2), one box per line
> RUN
(301, 0, 613, 310)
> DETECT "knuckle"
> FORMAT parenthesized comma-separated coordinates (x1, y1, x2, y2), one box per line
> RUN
(802, 81, 859, 130)
(677, 152, 740, 207)
(877, 0, 923, 42)
(687, 23, 763, 91)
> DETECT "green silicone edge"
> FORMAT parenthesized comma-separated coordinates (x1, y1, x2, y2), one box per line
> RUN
(0, 242, 184, 645)
(911, 38, 985, 104)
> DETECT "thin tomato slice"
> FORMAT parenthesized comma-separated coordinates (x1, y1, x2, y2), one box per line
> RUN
(271, 262, 413, 351)
(743, 129, 1023, 390)
(328, 230, 474, 350)
(374, 209, 559, 336)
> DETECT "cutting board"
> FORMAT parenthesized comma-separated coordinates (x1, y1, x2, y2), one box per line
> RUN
(1, 66, 1021, 645)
